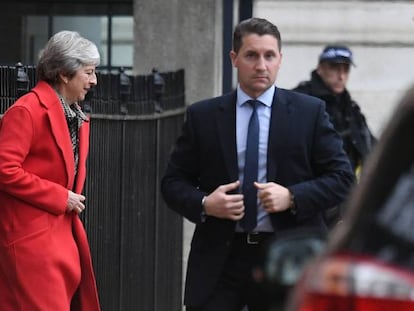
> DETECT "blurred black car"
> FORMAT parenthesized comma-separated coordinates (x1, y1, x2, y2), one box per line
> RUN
(254, 84, 414, 311)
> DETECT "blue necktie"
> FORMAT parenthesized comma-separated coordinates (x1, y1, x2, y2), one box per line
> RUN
(241, 100, 260, 232)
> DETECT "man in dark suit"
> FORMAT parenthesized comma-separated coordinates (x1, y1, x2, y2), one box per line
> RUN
(161, 17, 354, 311)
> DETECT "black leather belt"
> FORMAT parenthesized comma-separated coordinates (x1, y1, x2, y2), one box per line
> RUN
(234, 232, 274, 245)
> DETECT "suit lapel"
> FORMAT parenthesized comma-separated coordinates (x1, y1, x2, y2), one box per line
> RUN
(32, 81, 75, 189)
(215, 92, 239, 182)
(74, 119, 90, 192)
(47, 102, 76, 189)
(267, 88, 294, 181)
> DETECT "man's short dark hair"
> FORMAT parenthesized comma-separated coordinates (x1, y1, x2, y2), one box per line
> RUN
(232, 17, 282, 53)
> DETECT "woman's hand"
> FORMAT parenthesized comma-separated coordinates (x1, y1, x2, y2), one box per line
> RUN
(67, 190, 86, 214)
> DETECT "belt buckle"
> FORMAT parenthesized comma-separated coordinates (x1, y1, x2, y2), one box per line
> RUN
(246, 232, 260, 245)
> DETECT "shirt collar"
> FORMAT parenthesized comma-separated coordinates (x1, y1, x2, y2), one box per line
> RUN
(55, 89, 88, 122)
(236, 84, 275, 108)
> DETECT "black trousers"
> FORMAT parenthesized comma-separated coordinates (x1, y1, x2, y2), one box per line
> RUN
(186, 233, 286, 311)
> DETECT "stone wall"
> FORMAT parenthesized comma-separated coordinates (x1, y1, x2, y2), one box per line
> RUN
(134, 0, 223, 105)
(254, 0, 414, 137)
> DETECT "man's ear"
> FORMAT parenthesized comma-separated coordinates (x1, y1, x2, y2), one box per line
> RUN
(316, 63, 324, 76)
(229, 50, 237, 67)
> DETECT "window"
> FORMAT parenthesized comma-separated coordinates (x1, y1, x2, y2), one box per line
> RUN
(23, 15, 133, 71)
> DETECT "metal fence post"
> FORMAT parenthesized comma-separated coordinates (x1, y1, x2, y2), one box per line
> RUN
(15, 62, 29, 98)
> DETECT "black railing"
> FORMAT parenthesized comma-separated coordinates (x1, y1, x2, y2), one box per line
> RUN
(0, 64, 186, 311)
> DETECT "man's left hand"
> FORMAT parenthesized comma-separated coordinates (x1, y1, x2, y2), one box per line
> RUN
(255, 182, 290, 213)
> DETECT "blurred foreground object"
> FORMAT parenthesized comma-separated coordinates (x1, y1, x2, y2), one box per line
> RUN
(283, 84, 414, 311)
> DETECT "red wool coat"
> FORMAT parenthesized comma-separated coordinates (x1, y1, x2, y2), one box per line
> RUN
(0, 81, 100, 311)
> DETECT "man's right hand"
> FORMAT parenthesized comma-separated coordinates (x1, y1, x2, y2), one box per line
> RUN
(203, 181, 244, 221)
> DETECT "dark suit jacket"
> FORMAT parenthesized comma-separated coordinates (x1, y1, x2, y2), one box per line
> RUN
(161, 87, 354, 306)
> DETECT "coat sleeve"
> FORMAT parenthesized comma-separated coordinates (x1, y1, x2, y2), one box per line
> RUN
(161, 106, 206, 224)
(288, 100, 356, 221)
(0, 105, 68, 215)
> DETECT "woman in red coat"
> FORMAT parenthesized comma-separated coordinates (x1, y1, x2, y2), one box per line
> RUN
(0, 30, 101, 310)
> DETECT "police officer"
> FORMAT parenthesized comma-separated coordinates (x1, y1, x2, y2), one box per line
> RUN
(293, 45, 376, 176)
(293, 45, 376, 227)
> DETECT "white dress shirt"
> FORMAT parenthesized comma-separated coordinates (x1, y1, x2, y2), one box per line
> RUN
(235, 84, 276, 232)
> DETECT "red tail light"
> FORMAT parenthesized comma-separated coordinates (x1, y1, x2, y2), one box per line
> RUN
(298, 293, 414, 311)
(291, 253, 414, 311)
